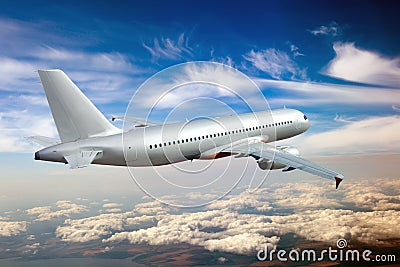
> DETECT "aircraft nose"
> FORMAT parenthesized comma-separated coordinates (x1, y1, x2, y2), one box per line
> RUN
(304, 120, 311, 131)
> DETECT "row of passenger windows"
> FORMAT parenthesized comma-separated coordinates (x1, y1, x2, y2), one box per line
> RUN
(149, 120, 293, 149)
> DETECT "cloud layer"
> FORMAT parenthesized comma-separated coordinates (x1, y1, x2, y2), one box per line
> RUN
(49, 178, 400, 256)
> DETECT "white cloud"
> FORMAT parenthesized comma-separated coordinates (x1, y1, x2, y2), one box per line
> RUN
(310, 22, 342, 37)
(270, 209, 400, 245)
(126, 62, 268, 120)
(207, 190, 273, 212)
(26, 206, 52, 215)
(342, 179, 400, 211)
(56, 212, 154, 242)
(0, 221, 28, 236)
(102, 203, 123, 208)
(0, 110, 58, 152)
(211, 56, 236, 67)
(143, 33, 193, 61)
(268, 182, 343, 210)
(104, 208, 122, 213)
(289, 44, 305, 57)
(134, 201, 171, 216)
(323, 42, 400, 87)
(33, 47, 138, 74)
(293, 116, 400, 155)
(103, 209, 281, 255)
(243, 49, 307, 80)
(333, 114, 355, 123)
(26, 200, 88, 221)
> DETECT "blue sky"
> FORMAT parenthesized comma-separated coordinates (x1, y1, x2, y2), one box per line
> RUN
(0, 2, 400, 263)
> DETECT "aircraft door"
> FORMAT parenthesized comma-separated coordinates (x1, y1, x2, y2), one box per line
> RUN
(125, 145, 137, 161)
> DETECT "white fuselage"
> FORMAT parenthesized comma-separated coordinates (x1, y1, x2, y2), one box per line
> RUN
(35, 109, 310, 167)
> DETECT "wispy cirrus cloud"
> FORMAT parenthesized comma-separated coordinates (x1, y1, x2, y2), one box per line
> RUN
(310, 21, 342, 37)
(333, 114, 355, 123)
(323, 42, 400, 87)
(255, 78, 400, 107)
(0, 110, 57, 152)
(289, 44, 305, 57)
(243, 48, 307, 80)
(143, 33, 193, 62)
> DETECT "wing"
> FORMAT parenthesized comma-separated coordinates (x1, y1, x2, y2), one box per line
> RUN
(224, 140, 344, 189)
(111, 116, 160, 127)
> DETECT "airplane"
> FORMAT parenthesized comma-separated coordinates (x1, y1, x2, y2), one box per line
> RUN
(29, 69, 344, 189)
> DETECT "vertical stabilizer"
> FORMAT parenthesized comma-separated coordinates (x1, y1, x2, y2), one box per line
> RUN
(38, 70, 119, 143)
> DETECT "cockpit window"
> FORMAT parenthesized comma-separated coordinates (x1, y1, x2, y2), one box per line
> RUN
(304, 114, 308, 120)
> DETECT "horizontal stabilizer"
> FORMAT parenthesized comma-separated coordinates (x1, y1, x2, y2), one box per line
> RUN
(64, 150, 102, 169)
(26, 136, 60, 147)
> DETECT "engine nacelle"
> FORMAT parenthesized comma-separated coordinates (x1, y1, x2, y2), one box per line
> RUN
(257, 146, 300, 170)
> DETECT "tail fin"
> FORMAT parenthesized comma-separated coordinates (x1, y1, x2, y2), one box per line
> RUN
(38, 70, 120, 143)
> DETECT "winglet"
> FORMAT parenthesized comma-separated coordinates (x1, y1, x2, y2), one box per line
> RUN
(335, 176, 343, 189)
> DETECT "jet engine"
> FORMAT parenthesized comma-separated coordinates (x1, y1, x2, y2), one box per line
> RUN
(257, 146, 300, 171)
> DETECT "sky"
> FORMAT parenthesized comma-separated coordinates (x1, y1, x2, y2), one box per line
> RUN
(0, 0, 399, 264)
